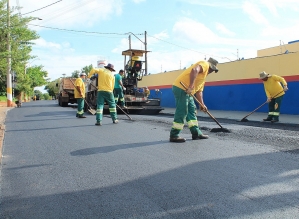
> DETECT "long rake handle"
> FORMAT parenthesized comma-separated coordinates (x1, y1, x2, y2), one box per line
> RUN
(89, 81, 132, 120)
(180, 81, 224, 129)
(116, 104, 132, 120)
(241, 90, 285, 120)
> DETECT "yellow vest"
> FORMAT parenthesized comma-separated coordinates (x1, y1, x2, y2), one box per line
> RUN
(74, 78, 85, 98)
(173, 61, 209, 94)
(89, 68, 115, 92)
(263, 75, 287, 98)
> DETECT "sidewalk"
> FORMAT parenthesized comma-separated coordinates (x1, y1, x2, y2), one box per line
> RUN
(160, 107, 298, 125)
(0, 106, 13, 163)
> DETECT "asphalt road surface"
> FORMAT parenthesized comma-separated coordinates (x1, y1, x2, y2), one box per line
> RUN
(1, 100, 299, 219)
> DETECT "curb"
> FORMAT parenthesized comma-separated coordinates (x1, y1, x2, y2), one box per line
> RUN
(0, 107, 12, 164)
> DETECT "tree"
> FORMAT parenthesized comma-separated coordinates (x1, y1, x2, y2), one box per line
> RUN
(71, 70, 80, 78)
(26, 65, 48, 87)
(33, 89, 43, 100)
(82, 64, 93, 75)
(43, 93, 50, 100)
(45, 78, 60, 97)
(0, 0, 40, 95)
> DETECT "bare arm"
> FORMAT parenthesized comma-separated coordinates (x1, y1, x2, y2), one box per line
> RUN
(186, 64, 203, 94)
(195, 91, 207, 112)
(76, 86, 83, 97)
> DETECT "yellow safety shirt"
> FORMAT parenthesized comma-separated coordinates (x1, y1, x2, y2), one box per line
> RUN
(263, 75, 287, 98)
(88, 68, 115, 92)
(173, 61, 209, 94)
(74, 78, 85, 98)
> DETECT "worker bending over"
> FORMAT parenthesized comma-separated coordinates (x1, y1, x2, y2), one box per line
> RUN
(169, 58, 219, 143)
(259, 71, 288, 123)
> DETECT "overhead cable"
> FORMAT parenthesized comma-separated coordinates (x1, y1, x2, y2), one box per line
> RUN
(28, 24, 129, 35)
(22, 0, 62, 15)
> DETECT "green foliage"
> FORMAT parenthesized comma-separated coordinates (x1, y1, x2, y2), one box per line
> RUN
(82, 64, 93, 75)
(45, 78, 60, 96)
(71, 70, 80, 78)
(43, 93, 50, 100)
(26, 65, 48, 87)
(33, 89, 43, 100)
(0, 0, 40, 96)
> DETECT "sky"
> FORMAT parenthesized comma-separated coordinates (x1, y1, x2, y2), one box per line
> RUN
(11, 0, 299, 92)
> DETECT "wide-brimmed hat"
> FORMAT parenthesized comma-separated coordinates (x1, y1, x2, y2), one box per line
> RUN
(104, 63, 115, 72)
(208, 57, 219, 73)
(259, 71, 271, 79)
(79, 72, 86, 76)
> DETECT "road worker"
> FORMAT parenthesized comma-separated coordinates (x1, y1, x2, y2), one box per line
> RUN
(74, 72, 87, 118)
(114, 69, 126, 108)
(259, 71, 288, 123)
(88, 63, 118, 126)
(169, 57, 219, 143)
(144, 87, 150, 97)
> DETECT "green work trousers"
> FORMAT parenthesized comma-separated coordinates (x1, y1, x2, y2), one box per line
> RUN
(96, 91, 117, 122)
(170, 86, 203, 137)
(266, 95, 284, 121)
(76, 98, 84, 117)
(114, 88, 125, 107)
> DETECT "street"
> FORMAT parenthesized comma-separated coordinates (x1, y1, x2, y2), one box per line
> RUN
(1, 100, 299, 219)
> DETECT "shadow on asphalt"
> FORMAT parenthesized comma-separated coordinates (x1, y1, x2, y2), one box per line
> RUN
(70, 140, 169, 156)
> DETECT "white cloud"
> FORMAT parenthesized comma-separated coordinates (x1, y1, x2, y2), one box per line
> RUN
(179, 0, 241, 9)
(242, 1, 269, 25)
(34, 38, 62, 50)
(215, 23, 236, 37)
(172, 18, 219, 44)
(16, 0, 124, 28)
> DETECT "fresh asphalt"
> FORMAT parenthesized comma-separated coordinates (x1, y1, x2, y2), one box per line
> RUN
(1, 100, 298, 218)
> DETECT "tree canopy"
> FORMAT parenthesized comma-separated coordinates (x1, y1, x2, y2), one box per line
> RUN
(0, 0, 47, 98)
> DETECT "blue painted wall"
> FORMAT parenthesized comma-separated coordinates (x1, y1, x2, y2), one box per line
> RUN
(151, 81, 299, 115)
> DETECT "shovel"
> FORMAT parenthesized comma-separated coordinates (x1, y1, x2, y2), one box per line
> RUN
(240, 90, 284, 122)
(89, 82, 133, 120)
(180, 81, 230, 133)
(69, 78, 96, 115)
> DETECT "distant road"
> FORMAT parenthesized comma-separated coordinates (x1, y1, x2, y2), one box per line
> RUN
(1, 100, 299, 218)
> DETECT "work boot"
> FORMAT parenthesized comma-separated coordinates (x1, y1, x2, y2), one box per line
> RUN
(169, 136, 186, 143)
(95, 121, 102, 126)
(113, 120, 119, 124)
(271, 119, 279, 123)
(76, 113, 79, 117)
(192, 134, 209, 140)
(263, 117, 272, 121)
(78, 115, 86, 118)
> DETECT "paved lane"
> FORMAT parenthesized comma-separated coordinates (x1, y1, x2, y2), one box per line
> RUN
(1, 101, 299, 218)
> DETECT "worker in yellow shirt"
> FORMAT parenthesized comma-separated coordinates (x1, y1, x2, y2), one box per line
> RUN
(74, 72, 86, 118)
(169, 57, 219, 143)
(144, 87, 150, 97)
(259, 71, 288, 123)
(88, 63, 118, 126)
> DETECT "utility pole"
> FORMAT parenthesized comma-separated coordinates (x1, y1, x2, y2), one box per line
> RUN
(144, 31, 148, 76)
(6, 0, 12, 107)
